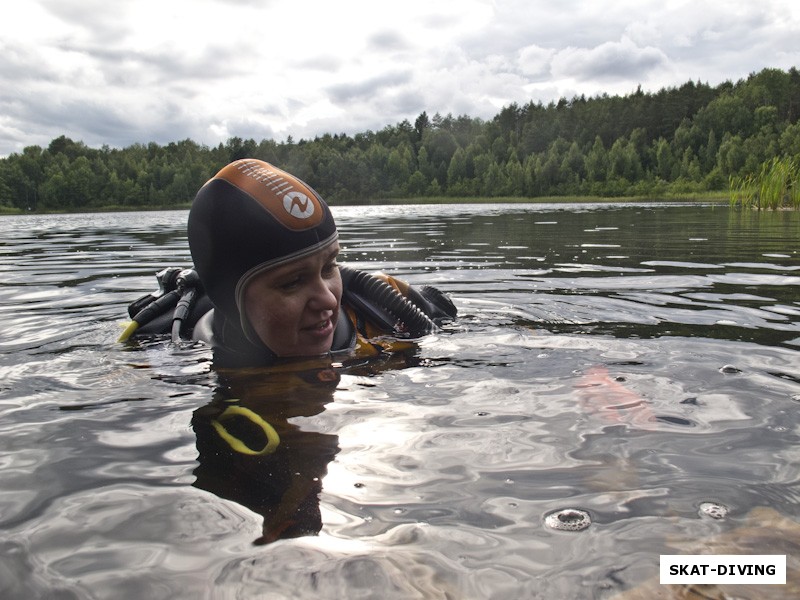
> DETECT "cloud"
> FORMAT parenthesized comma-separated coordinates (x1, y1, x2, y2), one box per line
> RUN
(293, 55, 344, 72)
(551, 37, 669, 82)
(0, 42, 62, 82)
(0, 0, 798, 156)
(39, 0, 132, 45)
(209, 115, 278, 143)
(367, 31, 411, 53)
(326, 71, 414, 104)
(518, 45, 556, 79)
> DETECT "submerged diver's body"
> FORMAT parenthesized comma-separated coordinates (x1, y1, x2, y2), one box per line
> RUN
(192, 363, 342, 544)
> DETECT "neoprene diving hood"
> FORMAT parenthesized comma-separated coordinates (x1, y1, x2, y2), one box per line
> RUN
(187, 159, 338, 334)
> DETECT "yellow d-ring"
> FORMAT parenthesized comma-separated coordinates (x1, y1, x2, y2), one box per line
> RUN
(211, 405, 280, 455)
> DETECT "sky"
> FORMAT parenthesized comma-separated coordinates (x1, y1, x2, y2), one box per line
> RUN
(1, 0, 799, 157)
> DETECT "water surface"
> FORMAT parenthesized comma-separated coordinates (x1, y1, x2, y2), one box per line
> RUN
(1, 203, 799, 599)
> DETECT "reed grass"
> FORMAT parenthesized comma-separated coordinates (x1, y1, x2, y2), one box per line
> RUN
(729, 157, 800, 210)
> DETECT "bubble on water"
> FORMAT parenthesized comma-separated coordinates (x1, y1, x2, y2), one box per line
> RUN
(719, 364, 742, 374)
(699, 502, 729, 520)
(544, 508, 591, 531)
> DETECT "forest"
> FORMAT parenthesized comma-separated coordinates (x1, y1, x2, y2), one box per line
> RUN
(1, 67, 799, 211)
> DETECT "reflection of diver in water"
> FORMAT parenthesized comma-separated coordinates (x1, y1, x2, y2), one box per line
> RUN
(192, 361, 341, 544)
(191, 352, 418, 545)
(192, 360, 339, 544)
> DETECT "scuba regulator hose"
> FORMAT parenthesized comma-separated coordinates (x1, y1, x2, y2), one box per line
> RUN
(171, 269, 202, 343)
(118, 290, 180, 342)
(118, 267, 202, 343)
(339, 266, 437, 337)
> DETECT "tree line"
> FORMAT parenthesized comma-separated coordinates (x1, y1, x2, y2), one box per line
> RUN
(1, 67, 799, 211)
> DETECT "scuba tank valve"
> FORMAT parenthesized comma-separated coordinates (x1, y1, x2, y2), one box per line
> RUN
(126, 267, 182, 318)
(171, 269, 202, 343)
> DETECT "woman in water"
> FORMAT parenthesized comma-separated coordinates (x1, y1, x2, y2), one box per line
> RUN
(184, 158, 456, 367)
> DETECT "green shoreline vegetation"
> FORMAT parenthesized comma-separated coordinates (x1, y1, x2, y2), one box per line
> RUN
(1, 67, 799, 213)
(729, 156, 800, 210)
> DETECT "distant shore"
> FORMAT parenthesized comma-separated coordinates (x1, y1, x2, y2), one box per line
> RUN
(0, 192, 729, 215)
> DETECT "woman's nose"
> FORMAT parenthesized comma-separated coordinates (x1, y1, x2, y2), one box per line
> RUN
(308, 276, 340, 310)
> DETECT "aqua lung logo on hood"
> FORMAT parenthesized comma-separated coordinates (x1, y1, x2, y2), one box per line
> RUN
(283, 191, 315, 219)
(213, 159, 325, 231)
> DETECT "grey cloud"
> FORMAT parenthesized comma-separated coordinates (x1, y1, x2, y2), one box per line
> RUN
(385, 89, 426, 116)
(459, 0, 618, 60)
(3, 0, 798, 158)
(213, 117, 277, 142)
(351, 87, 427, 124)
(551, 38, 669, 82)
(3, 99, 135, 150)
(416, 12, 451, 29)
(54, 41, 252, 85)
(36, 0, 262, 87)
(0, 42, 61, 82)
(0, 80, 204, 153)
(293, 55, 344, 72)
(518, 44, 555, 79)
(39, 0, 132, 45)
(367, 31, 410, 52)
(326, 71, 413, 103)
(27, 97, 153, 142)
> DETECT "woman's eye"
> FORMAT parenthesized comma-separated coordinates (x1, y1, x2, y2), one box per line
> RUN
(280, 277, 302, 290)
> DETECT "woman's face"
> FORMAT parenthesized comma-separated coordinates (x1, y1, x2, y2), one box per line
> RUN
(243, 242, 342, 357)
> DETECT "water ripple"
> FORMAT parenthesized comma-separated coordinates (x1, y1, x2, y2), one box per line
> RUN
(0, 205, 798, 598)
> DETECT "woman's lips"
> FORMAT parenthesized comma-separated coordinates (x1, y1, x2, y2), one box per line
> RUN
(302, 314, 335, 339)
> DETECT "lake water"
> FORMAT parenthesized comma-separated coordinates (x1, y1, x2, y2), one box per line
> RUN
(1, 203, 799, 599)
